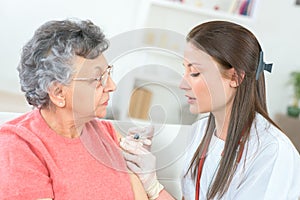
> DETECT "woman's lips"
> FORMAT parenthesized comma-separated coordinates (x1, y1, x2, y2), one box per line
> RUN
(101, 99, 109, 105)
(185, 95, 196, 104)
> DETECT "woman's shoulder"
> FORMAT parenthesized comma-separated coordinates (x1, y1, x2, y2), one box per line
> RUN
(91, 119, 119, 143)
(248, 113, 300, 165)
(0, 110, 41, 138)
(0, 110, 36, 127)
(251, 113, 298, 151)
(233, 114, 300, 197)
(92, 119, 116, 133)
(0, 110, 50, 160)
(93, 119, 113, 129)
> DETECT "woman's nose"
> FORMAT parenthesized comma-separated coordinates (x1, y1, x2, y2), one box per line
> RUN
(104, 76, 116, 92)
(179, 76, 190, 91)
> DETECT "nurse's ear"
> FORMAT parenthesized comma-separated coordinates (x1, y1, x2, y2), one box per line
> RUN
(229, 69, 245, 88)
(48, 82, 67, 108)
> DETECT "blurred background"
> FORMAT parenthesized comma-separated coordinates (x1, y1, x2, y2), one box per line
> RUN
(0, 0, 299, 138)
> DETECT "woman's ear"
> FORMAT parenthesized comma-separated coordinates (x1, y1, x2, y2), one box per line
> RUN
(48, 82, 66, 107)
(229, 69, 245, 88)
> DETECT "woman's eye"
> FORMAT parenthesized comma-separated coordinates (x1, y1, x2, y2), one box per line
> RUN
(190, 73, 200, 77)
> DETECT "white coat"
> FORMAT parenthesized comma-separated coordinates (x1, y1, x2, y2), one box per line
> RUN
(181, 113, 300, 200)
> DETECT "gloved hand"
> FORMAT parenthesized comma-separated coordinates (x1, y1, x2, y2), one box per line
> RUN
(120, 127, 164, 200)
(126, 125, 154, 151)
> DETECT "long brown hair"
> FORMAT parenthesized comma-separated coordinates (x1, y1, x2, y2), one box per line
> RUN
(186, 21, 280, 199)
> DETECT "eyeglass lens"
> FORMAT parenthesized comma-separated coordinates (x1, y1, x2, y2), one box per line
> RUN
(97, 67, 111, 88)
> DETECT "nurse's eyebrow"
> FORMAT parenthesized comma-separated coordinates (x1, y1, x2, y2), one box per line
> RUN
(182, 63, 202, 67)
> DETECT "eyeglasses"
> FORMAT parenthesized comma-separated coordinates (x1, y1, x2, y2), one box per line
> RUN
(72, 65, 113, 88)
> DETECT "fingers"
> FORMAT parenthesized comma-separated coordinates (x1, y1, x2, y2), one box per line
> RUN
(128, 127, 143, 135)
(123, 151, 141, 165)
(126, 161, 142, 174)
(120, 138, 142, 153)
(120, 138, 151, 155)
(142, 138, 152, 146)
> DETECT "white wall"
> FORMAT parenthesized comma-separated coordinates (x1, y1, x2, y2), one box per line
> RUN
(138, 0, 300, 118)
(0, 0, 300, 118)
(253, 0, 300, 117)
(0, 0, 140, 93)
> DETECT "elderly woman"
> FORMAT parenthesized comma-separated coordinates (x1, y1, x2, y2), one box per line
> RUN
(0, 19, 147, 199)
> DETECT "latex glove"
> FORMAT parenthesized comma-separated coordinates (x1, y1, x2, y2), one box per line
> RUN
(126, 125, 154, 151)
(120, 137, 163, 200)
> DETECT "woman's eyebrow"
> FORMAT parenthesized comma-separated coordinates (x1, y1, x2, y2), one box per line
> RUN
(93, 66, 102, 70)
(92, 66, 101, 73)
(87, 66, 103, 76)
(182, 63, 202, 68)
(94, 65, 108, 73)
(191, 63, 202, 67)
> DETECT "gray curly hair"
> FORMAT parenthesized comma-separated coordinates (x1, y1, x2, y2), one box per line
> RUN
(17, 19, 109, 108)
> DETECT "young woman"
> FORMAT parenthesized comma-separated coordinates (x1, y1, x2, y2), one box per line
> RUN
(121, 20, 300, 199)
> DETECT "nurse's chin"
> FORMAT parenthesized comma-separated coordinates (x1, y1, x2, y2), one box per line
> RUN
(189, 105, 210, 115)
(189, 108, 201, 115)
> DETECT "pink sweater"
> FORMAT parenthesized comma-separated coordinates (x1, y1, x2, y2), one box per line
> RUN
(0, 109, 134, 200)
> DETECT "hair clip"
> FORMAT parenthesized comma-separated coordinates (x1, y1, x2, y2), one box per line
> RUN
(255, 51, 273, 80)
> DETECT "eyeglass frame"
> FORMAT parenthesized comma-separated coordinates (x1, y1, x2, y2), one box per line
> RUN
(72, 65, 113, 88)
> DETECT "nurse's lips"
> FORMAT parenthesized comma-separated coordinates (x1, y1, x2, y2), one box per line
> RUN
(185, 95, 196, 104)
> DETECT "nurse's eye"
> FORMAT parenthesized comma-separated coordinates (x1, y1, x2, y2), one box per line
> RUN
(190, 72, 200, 77)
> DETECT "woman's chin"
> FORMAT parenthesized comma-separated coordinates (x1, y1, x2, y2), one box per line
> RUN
(189, 105, 209, 115)
(189, 105, 201, 114)
(94, 108, 106, 119)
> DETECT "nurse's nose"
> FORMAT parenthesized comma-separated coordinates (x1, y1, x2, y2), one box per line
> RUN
(179, 75, 190, 91)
